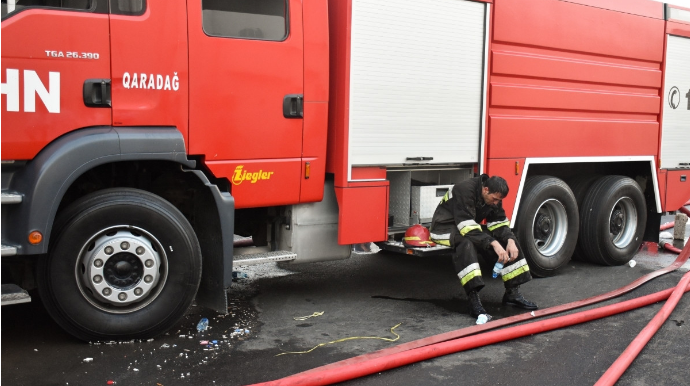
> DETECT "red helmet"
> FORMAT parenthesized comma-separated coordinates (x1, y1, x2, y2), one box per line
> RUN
(403, 225, 437, 247)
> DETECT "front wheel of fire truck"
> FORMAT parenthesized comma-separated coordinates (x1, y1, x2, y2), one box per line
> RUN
(515, 176, 579, 277)
(578, 176, 646, 266)
(37, 188, 202, 341)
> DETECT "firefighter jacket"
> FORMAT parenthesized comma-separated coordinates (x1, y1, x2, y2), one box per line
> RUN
(430, 174, 516, 250)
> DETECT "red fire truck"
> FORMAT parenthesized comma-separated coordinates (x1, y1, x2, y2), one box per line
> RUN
(2, 0, 689, 341)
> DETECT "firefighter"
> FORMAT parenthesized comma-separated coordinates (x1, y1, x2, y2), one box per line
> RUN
(430, 174, 537, 320)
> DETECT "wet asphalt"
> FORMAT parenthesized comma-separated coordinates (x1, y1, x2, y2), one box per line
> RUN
(2, 216, 689, 386)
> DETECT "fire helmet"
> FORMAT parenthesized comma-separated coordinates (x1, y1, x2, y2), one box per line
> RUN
(403, 224, 437, 247)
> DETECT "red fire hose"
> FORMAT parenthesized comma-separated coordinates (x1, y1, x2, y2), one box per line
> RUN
(659, 221, 674, 231)
(680, 205, 690, 217)
(250, 240, 690, 386)
(594, 270, 690, 386)
(251, 282, 690, 386)
(661, 242, 683, 254)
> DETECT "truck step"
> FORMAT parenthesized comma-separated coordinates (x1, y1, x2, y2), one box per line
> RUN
(1, 244, 18, 257)
(1, 284, 31, 306)
(1, 191, 23, 204)
(233, 250, 297, 268)
(377, 240, 452, 257)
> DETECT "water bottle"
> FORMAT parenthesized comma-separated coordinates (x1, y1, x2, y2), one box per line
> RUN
(476, 314, 491, 325)
(492, 262, 504, 279)
(196, 317, 209, 332)
(232, 271, 248, 279)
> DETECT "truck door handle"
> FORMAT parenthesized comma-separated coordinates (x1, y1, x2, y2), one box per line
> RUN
(283, 94, 303, 118)
(83, 79, 111, 107)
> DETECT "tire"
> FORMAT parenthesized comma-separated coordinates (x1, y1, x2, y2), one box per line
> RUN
(579, 176, 646, 266)
(37, 188, 202, 341)
(566, 175, 601, 262)
(515, 176, 579, 277)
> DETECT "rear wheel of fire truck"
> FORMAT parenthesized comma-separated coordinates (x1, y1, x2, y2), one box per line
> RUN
(578, 176, 646, 266)
(515, 176, 579, 277)
(37, 188, 202, 341)
(566, 174, 601, 262)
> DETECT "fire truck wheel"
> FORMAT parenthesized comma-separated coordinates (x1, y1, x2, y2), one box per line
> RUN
(566, 175, 601, 262)
(37, 188, 202, 341)
(578, 176, 646, 266)
(515, 176, 579, 277)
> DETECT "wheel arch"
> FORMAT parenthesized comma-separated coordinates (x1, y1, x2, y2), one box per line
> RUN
(6, 126, 234, 312)
(511, 157, 662, 242)
(7, 126, 193, 255)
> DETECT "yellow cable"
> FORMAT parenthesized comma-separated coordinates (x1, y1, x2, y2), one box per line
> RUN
(276, 323, 402, 356)
(293, 311, 325, 321)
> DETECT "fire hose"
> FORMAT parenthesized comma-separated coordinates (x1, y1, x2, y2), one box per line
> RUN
(249, 212, 690, 386)
(594, 270, 690, 386)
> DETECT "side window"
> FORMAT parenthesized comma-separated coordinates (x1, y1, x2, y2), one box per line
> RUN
(110, 0, 145, 16)
(1, 0, 106, 18)
(202, 0, 288, 41)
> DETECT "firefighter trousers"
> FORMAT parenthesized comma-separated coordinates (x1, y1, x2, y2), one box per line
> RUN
(451, 229, 532, 295)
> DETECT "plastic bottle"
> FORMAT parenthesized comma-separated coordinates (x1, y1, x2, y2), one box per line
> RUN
(196, 317, 209, 332)
(476, 314, 492, 325)
(492, 262, 504, 279)
(232, 271, 248, 279)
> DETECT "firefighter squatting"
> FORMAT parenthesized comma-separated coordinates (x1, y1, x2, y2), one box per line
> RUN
(405, 175, 538, 321)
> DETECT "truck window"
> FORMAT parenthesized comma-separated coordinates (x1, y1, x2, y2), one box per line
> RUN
(1, 0, 106, 18)
(110, 0, 145, 16)
(202, 0, 287, 41)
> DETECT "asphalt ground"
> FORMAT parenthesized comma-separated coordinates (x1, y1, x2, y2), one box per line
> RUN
(2, 216, 689, 386)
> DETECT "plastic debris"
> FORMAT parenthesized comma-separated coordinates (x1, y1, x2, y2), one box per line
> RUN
(107, 381, 115, 385)
(200, 340, 209, 345)
(212, 340, 218, 344)
(232, 271, 248, 279)
(83, 358, 94, 363)
(147, 338, 154, 342)
(629, 260, 637, 267)
(531, 311, 536, 316)
(34, 349, 38, 352)
(293, 311, 324, 321)
(660, 231, 673, 239)
(197, 317, 209, 332)
(133, 368, 139, 372)
(160, 343, 170, 349)
(179, 335, 186, 338)
(476, 314, 492, 325)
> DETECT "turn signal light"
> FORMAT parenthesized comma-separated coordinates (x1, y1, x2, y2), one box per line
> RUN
(305, 162, 311, 179)
(28, 231, 43, 245)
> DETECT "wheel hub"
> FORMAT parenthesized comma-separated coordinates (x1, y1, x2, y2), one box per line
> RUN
(534, 213, 552, 239)
(531, 199, 568, 257)
(609, 197, 638, 248)
(104, 253, 143, 288)
(80, 229, 162, 307)
(610, 209, 624, 235)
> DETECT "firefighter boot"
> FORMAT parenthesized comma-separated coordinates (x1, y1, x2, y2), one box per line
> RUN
(468, 290, 491, 320)
(502, 287, 538, 310)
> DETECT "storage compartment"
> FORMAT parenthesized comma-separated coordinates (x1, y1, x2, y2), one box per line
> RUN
(410, 185, 453, 224)
(388, 168, 472, 228)
(329, 0, 488, 171)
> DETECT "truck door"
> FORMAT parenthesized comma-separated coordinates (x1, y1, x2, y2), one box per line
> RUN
(1, 0, 111, 161)
(187, 0, 305, 208)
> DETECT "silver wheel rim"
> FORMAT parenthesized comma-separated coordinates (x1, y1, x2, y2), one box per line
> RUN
(75, 226, 168, 314)
(531, 199, 568, 257)
(609, 197, 637, 248)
